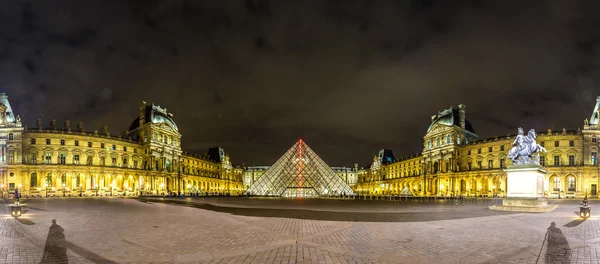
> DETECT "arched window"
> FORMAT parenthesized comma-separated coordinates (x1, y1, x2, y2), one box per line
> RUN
(61, 174, 67, 187)
(437, 138, 440, 146)
(30, 173, 38, 187)
(427, 140, 431, 149)
(567, 176, 576, 192)
(446, 134, 451, 144)
(45, 174, 52, 187)
(553, 177, 560, 191)
(153, 132, 158, 141)
(166, 160, 171, 172)
(76, 174, 81, 187)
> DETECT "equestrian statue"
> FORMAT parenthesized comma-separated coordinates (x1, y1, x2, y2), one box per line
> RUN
(507, 127, 547, 165)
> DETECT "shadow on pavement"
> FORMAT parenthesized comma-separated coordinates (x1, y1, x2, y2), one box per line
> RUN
(16, 215, 35, 226)
(545, 222, 571, 263)
(563, 218, 586, 228)
(41, 219, 117, 264)
(148, 198, 516, 222)
(41, 219, 68, 264)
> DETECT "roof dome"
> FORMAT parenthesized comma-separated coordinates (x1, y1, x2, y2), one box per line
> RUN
(426, 106, 475, 134)
(129, 104, 178, 131)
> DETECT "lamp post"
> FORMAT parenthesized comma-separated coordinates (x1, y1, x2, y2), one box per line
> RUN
(0, 183, 3, 198)
(110, 183, 114, 196)
(440, 184, 444, 196)
(62, 183, 66, 197)
(79, 184, 83, 197)
(44, 183, 48, 198)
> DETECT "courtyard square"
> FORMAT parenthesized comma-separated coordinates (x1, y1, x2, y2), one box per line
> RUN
(0, 197, 597, 264)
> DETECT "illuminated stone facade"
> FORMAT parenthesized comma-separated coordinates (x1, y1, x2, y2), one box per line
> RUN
(357, 97, 600, 198)
(1, 94, 243, 197)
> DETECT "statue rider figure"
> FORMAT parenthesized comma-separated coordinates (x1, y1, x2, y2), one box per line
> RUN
(512, 127, 528, 153)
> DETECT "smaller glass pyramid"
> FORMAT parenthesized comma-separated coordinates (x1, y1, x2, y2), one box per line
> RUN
(246, 139, 355, 197)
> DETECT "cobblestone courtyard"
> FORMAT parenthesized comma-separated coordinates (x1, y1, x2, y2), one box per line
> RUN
(0, 197, 597, 264)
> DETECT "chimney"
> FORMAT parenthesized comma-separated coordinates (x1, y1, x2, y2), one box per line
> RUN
(94, 130, 98, 136)
(65, 120, 71, 132)
(458, 104, 466, 129)
(37, 118, 42, 129)
(50, 119, 57, 130)
(78, 121, 84, 132)
(103, 126, 110, 136)
(139, 101, 147, 127)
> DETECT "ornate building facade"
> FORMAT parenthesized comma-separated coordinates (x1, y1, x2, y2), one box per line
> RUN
(1, 94, 243, 197)
(356, 97, 600, 198)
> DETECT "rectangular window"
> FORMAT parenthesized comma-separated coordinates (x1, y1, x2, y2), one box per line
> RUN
(73, 154, 80, 164)
(134, 148, 137, 154)
(74, 140, 79, 146)
(488, 160, 493, 169)
(478, 149, 481, 154)
(500, 158, 505, 168)
(554, 156, 560, 166)
(468, 150, 471, 155)
(569, 155, 575, 166)
(112, 144, 116, 150)
(8, 151, 14, 164)
(46, 138, 51, 145)
(592, 152, 597, 165)
(88, 141, 92, 147)
(31, 154, 37, 164)
(60, 139, 65, 146)
(593, 137, 597, 143)
(500, 145, 504, 151)
(100, 157, 106, 166)
(59, 154, 66, 164)
(87, 156, 93, 165)
(111, 157, 117, 166)
(31, 138, 36, 144)
(8, 134, 13, 140)
(540, 156, 545, 166)
(553, 177, 560, 191)
(554, 141, 559, 147)
(569, 140, 574, 147)
(123, 146, 127, 152)
(101, 143, 105, 149)
(541, 141, 545, 147)
(45, 153, 52, 164)
(134, 160, 138, 168)
(488, 147, 492, 152)
(123, 158, 128, 167)
(477, 161, 482, 169)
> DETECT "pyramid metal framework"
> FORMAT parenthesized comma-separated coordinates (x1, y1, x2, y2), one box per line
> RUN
(246, 139, 355, 197)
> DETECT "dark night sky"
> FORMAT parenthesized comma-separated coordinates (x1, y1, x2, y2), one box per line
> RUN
(1, 0, 599, 167)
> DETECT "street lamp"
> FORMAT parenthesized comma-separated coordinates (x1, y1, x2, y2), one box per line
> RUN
(79, 184, 83, 197)
(110, 183, 114, 196)
(62, 183, 66, 197)
(440, 184, 444, 196)
(44, 183, 48, 198)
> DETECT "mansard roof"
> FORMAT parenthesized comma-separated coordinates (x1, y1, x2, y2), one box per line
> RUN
(426, 106, 475, 134)
(129, 103, 178, 132)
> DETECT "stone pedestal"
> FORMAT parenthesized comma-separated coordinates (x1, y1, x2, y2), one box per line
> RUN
(490, 164, 557, 213)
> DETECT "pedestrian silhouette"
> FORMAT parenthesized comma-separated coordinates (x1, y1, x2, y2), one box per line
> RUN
(545, 222, 570, 263)
(41, 219, 68, 263)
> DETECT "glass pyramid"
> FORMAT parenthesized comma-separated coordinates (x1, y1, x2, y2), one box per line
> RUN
(246, 139, 355, 197)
